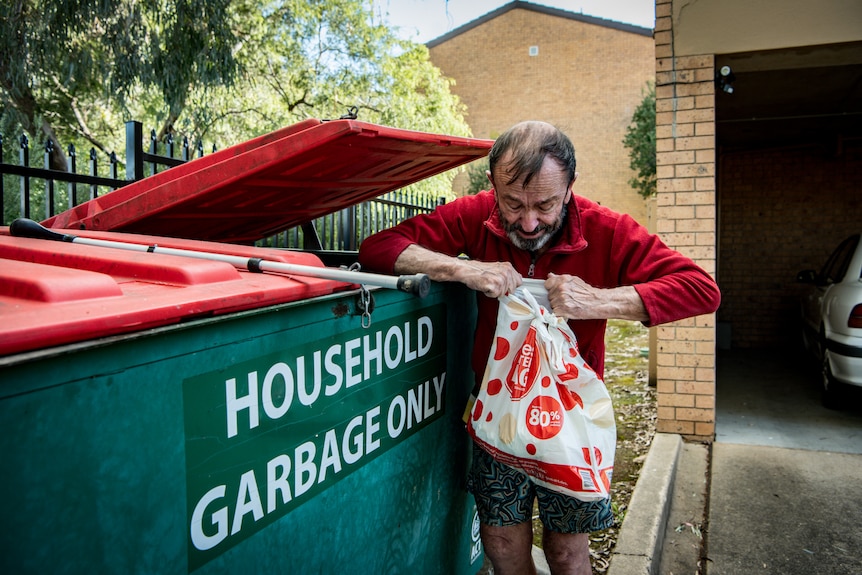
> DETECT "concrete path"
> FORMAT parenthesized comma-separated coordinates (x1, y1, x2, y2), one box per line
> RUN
(608, 349, 862, 575)
(707, 443, 862, 575)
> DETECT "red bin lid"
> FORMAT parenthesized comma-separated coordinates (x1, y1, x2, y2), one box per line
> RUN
(4, 120, 492, 355)
(0, 229, 353, 356)
(42, 119, 493, 243)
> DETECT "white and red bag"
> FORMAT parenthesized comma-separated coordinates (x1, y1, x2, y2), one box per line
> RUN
(467, 287, 616, 500)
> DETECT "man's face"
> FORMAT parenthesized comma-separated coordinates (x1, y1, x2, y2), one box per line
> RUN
(489, 155, 574, 252)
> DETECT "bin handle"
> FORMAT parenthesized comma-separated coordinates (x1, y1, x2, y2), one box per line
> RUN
(10, 218, 431, 298)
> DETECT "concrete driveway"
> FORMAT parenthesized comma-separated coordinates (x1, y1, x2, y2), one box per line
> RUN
(609, 348, 862, 575)
(706, 349, 862, 575)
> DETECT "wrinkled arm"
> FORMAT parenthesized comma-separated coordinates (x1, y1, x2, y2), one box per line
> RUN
(545, 273, 649, 321)
(393, 244, 522, 299)
(541, 211, 720, 325)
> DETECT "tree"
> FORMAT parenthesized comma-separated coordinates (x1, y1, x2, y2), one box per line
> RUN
(622, 83, 656, 198)
(0, 0, 238, 169)
(463, 158, 489, 195)
(2, 0, 471, 205)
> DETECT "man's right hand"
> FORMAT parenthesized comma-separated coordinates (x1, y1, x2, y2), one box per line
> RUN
(393, 244, 522, 298)
(455, 259, 523, 298)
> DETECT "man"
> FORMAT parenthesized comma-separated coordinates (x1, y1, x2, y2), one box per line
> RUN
(358, 121, 720, 575)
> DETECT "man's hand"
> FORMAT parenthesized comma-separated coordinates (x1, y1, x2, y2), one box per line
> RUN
(393, 244, 522, 298)
(545, 273, 649, 321)
(455, 259, 523, 298)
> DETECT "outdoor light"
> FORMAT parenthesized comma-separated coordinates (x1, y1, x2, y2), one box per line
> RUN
(716, 65, 736, 94)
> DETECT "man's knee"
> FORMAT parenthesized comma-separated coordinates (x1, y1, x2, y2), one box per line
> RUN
(542, 531, 591, 574)
(480, 522, 536, 573)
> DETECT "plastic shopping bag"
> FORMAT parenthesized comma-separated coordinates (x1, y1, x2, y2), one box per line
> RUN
(467, 287, 615, 500)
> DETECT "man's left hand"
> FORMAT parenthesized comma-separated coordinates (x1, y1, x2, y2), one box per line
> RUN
(545, 273, 649, 322)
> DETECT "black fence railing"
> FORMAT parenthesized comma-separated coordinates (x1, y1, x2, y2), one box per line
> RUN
(1, 122, 442, 247)
(260, 190, 444, 251)
(0, 120, 209, 225)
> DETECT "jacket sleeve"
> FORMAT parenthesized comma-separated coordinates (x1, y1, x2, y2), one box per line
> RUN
(608, 214, 721, 326)
(358, 193, 489, 274)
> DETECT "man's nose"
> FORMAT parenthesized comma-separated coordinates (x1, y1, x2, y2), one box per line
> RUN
(519, 211, 541, 233)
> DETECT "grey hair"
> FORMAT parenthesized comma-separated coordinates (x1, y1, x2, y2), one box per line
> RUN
(488, 121, 576, 188)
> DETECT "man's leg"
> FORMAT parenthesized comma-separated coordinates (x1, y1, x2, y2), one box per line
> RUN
(535, 488, 612, 575)
(542, 530, 591, 575)
(480, 521, 537, 575)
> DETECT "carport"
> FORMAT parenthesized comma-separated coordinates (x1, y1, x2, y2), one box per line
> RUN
(715, 42, 862, 351)
(653, 0, 862, 441)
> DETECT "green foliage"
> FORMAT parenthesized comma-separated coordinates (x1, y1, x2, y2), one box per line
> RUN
(1, 0, 472, 204)
(622, 83, 656, 198)
(1, 0, 238, 166)
(463, 158, 490, 195)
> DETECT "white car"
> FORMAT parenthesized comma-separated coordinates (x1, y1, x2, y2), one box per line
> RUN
(798, 233, 862, 408)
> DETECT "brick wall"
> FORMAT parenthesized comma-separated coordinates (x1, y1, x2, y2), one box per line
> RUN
(428, 6, 654, 224)
(718, 145, 862, 348)
(654, 0, 718, 441)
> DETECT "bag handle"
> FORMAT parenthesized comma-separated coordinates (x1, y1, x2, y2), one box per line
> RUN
(500, 287, 545, 316)
(521, 278, 550, 309)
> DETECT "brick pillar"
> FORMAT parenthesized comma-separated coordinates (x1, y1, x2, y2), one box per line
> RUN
(653, 0, 718, 442)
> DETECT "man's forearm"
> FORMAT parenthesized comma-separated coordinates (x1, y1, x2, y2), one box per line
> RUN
(545, 273, 649, 322)
(394, 244, 522, 298)
(590, 285, 650, 322)
(393, 244, 462, 279)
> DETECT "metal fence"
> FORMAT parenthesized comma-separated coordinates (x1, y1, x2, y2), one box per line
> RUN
(0, 122, 440, 247)
(0, 121, 208, 225)
(259, 190, 443, 251)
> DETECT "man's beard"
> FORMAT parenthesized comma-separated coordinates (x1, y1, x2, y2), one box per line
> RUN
(500, 206, 566, 252)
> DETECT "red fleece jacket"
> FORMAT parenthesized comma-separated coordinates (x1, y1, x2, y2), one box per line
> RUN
(358, 190, 720, 381)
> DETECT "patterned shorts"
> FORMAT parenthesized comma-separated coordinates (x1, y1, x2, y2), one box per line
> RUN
(466, 444, 615, 534)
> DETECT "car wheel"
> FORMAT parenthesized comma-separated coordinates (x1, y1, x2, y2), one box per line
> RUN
(821, 349, 843, 410)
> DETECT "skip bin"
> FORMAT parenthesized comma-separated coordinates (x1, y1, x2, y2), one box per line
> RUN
(0, 119, 493, 574)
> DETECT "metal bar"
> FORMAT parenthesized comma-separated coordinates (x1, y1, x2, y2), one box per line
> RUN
(0, 134, 5, 226)
(125, 121, 144, 181)
(10, 218, 431, 297)
(44, 140, 55, 219)
(19, 135, 30, 219)
(68, 144, 77, 207)
(141, 152, 184, 168)
(89, 148, 98, 200)
(0, 163, 128, 188)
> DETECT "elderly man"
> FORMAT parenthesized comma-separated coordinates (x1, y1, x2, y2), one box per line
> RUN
(358, 121, 720, 575)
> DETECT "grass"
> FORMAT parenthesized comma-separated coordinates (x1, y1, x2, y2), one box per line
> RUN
(531, 320, 656, 573)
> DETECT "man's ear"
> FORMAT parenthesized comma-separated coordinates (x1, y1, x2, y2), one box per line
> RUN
(486, 169, 495, 188)
(566, 172, 579, 201)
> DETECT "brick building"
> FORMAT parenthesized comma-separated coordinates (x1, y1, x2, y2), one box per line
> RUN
(427, 1, 654, 225)
(429, 1, 862, 442)
(656, 0, 862, 440)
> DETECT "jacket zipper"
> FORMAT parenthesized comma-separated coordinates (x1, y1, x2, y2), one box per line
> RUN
(527, 252, 537, 278)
